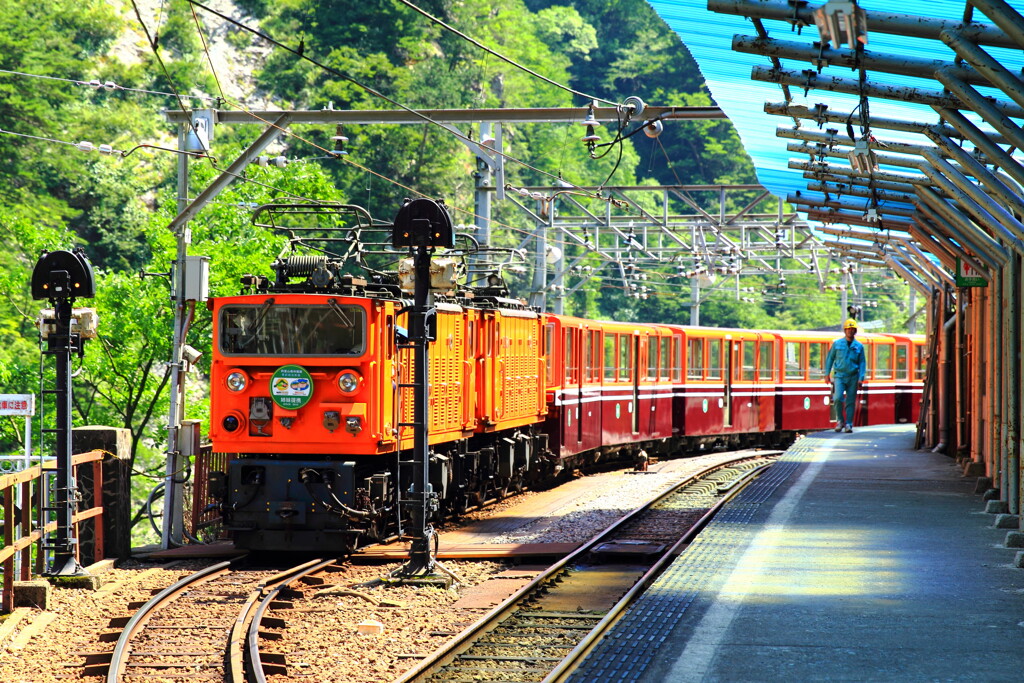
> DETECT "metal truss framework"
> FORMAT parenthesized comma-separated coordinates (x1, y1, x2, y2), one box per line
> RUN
(709, 0, 1024, 285)
(165, 106, 895, 320)
(707, 0, 1024, 512)
(504, 183, 878, 318)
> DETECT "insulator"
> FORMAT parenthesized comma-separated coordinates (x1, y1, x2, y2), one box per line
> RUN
(643, 120, 663, 138)
(75, 141, 95, 152)
(98, 144, 114, 155)
(330, 124, 349, 156)
(276, 255, 328, 278)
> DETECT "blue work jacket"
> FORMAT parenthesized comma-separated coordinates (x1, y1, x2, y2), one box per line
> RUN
(825, 337, 866, 381)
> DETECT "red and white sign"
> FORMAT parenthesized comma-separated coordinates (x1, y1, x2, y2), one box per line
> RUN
(0, 394, 35, 416)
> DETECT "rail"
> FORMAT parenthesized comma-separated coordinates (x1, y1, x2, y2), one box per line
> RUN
(395, 453, 776, 682)
(0, 449, 105, 613)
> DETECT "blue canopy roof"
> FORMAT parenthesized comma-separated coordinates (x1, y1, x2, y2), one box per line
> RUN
(648, 0, 1024, 208)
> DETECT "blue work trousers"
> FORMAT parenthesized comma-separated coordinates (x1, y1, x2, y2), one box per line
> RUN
(833, 375, 860, 426)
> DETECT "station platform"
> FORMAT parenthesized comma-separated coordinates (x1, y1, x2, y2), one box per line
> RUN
(570, 424, 1024, 682)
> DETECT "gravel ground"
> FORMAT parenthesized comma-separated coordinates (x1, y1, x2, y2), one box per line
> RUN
(0, 451, 764, 682)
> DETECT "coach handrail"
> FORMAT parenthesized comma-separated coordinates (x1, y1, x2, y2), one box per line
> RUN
(0, 449, 105, 613)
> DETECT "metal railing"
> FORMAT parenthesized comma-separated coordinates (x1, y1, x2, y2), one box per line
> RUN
(0, 449, 105, 612)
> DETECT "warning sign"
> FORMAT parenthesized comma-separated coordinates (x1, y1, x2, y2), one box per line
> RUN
(0, 394, 34, 416)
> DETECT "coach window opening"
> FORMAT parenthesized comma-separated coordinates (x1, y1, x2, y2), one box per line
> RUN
(758, 340, 773, 381)
(545, 322, 556, 386)
(688, 337, 704, 380)
(876, 343, 893, 380)
(784, 341, 803, 380)
(895, 343, 909, 381)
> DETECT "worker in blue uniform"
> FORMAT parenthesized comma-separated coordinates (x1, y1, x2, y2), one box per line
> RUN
(825, 318, 866, 433)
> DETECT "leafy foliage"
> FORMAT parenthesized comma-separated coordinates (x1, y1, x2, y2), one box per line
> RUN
(0, 0, 915, 543)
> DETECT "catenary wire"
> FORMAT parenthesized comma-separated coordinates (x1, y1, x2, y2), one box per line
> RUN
(392, 0, 620, 107)
(0, 67, 221, 102)
(184, 0, 617, 200)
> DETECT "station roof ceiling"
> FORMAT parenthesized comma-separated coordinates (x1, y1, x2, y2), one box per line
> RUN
(648, 0, 1024, 236)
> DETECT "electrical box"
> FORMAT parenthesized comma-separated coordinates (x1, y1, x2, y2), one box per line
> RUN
(177, 419, 202, 457)
(184, 255, 210, 302)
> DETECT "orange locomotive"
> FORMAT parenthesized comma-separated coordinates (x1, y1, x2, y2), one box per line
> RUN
(207, 204, 550, 551)
(205, 202, 924, 553)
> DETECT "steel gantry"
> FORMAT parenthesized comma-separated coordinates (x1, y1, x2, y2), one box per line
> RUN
(670, 0, 1024, 529)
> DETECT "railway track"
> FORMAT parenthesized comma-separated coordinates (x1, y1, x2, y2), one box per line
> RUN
(394, 454, 775, 683)
(103, 558, 339, 683)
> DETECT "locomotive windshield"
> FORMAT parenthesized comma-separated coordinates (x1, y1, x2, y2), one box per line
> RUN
(220, 303, 366, 356)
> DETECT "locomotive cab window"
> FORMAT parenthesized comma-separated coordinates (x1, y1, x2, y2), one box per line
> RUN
(220, 304, 365, 356)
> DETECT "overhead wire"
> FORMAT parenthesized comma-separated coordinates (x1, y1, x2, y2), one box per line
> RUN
(0, 67, 221, 102)
(0, 127, 212, 162)
(181, 3, 622, 244)
(391, 0, 620, 107)
(184, 0, 619, 203)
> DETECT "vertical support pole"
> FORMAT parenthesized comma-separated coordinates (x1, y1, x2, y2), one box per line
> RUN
(530, 210, 547, 311)
(841, 271, 849, 324)
(474, 122, 492, 250)
(999, 262, 1009, 499)
(162, 123, 191, 549)
(690, 278, 700, 326)
(406, 244, 436, 574)
(20, 480, 30, 580)
(48, 298, 82, 576)
(992, 265, 1003, 485)
(909, 288, 917, 334)
(3, 479, 14, 611)
(955, 290, 966, 459)
(1009, 254, 1021, 514)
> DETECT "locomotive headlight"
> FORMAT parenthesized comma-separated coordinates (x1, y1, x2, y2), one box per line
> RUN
(226, 370, 248, 392)
(337, 370, 362, 396)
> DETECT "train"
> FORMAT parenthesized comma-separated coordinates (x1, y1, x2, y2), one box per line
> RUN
(202, 201, 925, 553)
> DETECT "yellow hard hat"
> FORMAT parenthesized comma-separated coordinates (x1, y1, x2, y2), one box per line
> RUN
(843, 318, 858, 329)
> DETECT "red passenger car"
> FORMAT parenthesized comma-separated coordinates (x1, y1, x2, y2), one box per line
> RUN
(669, 326, 777, 448)
(775, 330, 835, 433)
